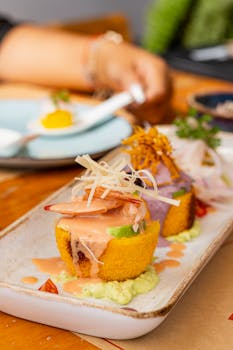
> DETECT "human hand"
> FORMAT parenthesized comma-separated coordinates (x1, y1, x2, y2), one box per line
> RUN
(87, 40, 172, 106)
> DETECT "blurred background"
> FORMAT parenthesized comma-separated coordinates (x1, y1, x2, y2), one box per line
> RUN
(2, 0, 233, 81)
(1, 0, 149, 41)
(0, 1, 233, 164)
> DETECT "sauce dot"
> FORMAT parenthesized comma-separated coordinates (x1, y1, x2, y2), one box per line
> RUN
(169, 242, 186, 251)
(166, 250, 184, 258)
(21, 276, 38, 284)
(162, 259, 180, 268)
(153, 262, 165, 274)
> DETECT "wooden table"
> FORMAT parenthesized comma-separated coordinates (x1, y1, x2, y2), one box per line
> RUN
(0, 71, 232, 350)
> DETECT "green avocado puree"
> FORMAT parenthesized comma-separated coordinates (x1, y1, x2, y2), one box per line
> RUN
(51, 266, 159, 305)
(81, 266, 159, 305)
(51, 270, 76, 284)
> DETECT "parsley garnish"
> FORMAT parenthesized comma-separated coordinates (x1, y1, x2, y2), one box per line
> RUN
(51, 89, 70, 107)
(174, 111, 221, 149)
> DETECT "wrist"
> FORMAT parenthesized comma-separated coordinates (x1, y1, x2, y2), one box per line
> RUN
(84, 31, 123, 87)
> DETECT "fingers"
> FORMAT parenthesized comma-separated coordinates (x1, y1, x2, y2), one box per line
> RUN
(136, 55, 171, 104)
(119, 70, 141, 93)
(93, 40, 171, 106)
(115, 52, 171, 105)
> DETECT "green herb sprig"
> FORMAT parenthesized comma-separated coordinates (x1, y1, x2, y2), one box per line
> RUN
(172, 187, 187, 198)
(51, 89, 70, 108)
(174, 111, 221, 149)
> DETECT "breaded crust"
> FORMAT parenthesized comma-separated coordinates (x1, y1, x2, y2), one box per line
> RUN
(55, 221, 160, 281)
(162, 188, 195, 237)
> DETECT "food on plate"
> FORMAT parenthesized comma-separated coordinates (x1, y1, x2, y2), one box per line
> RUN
(166, 220, 201, 243)
(122, 126, 196, 237)
(79, 266, 159, 305)
(216, 101, 233, 119)
(45, 155, 176, 284)
(44, 154, 179, 304)
(40, 89, 74, 129)
(38, 278, 59, 294)
(54, 217, 159, 282)
(41, 110, 73, 129)
(172, 114, 233, 208)
(50, 265, 159, 305)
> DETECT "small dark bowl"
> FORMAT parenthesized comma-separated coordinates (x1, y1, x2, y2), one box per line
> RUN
(188, 92, 233, 132)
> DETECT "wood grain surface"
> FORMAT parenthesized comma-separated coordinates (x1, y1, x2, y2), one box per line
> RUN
(0, 71, 232, 349)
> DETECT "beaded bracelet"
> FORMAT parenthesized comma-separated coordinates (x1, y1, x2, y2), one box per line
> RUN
(85, 31, 123, 86)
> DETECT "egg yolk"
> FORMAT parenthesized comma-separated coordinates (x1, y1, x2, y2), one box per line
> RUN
(41, 110, 73, 129)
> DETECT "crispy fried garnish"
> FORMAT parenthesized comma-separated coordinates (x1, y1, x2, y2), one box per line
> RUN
(38, 278, 58, 294)
(122, 126, 180, 179)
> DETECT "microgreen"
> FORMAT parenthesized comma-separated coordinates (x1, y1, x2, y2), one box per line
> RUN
(172, 187, 186, 198)
(173, 110, 221, 149)
(51, 89, 70, 107)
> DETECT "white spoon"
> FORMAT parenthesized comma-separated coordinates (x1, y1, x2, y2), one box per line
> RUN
(27, 83, 145, 136)
(0, 84, 145, 157)
(0, 129, 39, 157)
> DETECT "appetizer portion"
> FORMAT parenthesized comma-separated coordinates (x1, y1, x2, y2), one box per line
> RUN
(173, 114, 233, 209)
(45, 155, 175, 282)
(122, 126, 196, 237)
(40, 89, 74, 129)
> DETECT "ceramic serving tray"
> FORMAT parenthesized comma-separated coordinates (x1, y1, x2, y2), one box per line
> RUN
(0, 137, 233, 340)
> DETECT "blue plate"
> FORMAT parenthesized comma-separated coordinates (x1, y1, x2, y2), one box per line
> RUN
(188, 92, 233, 132)
(0, 99, 132, 168)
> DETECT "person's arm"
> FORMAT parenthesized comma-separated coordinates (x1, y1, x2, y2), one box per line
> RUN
(0, 23, 172, 122)
(0, 24, 93, 91)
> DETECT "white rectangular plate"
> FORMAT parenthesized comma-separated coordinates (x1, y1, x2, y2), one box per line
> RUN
(0, 132, 233, 340)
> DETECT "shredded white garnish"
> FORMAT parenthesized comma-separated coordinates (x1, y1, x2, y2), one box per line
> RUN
(73, 154, 179, 207)
(79, 238, 104, 265)
(132, 223, 139, 232)
(171, 136, 233, 205)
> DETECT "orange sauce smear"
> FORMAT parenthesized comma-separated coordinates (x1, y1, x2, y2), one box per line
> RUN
(32, 256, 103, 295)
(169, 242, 186, 251)
(154, 262, 166, 273)
(166, 250, 184, 258)
(21, 276, 38, 284)
(166, 242, 186, 258)
(154, 259, 180, 273)
(63, 278, 102, 295)
(32, 257, 69, 275)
